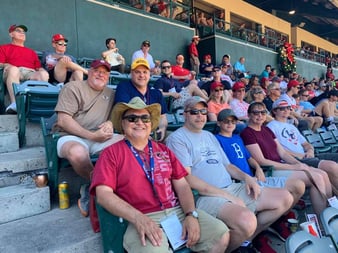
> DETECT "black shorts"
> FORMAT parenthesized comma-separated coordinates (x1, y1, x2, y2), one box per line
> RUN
(48, 68, 72, 84)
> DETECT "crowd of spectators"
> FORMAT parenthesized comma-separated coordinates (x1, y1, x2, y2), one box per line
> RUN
(1, 20, 338, 253)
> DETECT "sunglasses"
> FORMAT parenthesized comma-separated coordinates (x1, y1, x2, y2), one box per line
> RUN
(255, 91, 264, 94)
(222, 119, 237, 124)
(302, 94, 309, 97)
(235, 89, 245, 92)
(214, 88, 224, 92)
(271, 88, 281, 91)
(56, 42, 67, 46)
(277, 106, 291, 111)
(185, 109, 208, 115)
(251, 110, 267, 116)
(122, 114, 151, 123)
(161, 66, 171, 69)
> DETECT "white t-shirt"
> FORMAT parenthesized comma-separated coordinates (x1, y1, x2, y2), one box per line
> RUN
(267, 120, 306, 154)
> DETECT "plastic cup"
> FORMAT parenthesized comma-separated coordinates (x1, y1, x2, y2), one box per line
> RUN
(300, 221, 319, 237)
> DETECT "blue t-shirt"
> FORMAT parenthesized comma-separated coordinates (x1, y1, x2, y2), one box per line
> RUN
(215, 134, 253, 176)
(114, 80, 167, 114)
(299, 101, 315, 110)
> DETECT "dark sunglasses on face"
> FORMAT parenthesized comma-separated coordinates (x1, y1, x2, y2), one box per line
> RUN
(251, 110, 267, 116)
(185, 108, 208, 115)
(255, 91, 264, 94)
(277, 106, 291, 111)
(302, 94, 309, 97)
(122, 114, 151, 123)
(214, 88, 224, 92)
(56, 42, 67, 46)
(235, 89, 245, 92)
(222, 119, 237, 124)
(161, 65, 171, 69)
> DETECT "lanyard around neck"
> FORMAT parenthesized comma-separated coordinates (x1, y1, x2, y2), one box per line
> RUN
(125, 139, 164, 209)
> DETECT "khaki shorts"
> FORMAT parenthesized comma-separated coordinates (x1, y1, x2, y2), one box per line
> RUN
(197, 183, 258, 216)
(57, 134, 122, 157)
(3, 67, 35, 82)
(123, 206, 229, 253)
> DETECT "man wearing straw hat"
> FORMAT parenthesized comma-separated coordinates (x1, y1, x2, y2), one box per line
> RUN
(90, 97, 230, 253)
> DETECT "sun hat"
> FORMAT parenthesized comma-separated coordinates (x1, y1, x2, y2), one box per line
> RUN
(111, 97, 161, 133)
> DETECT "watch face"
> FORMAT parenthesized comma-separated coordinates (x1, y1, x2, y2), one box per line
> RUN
(192, 210, 199, 218)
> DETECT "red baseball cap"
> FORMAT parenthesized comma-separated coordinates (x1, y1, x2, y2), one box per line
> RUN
(210, 81, 223, 90)
(90, 59, 111, 71)
(52, 34, 68, 42)
(204, 54, 211, 60)
(232, 81, 245, 91)
(287, 80, 300, 89)
(9, 24, 27, 33)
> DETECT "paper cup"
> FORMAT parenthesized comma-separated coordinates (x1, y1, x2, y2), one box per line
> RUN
(300, 221, 319, 237)
(287, 218, 299, 233)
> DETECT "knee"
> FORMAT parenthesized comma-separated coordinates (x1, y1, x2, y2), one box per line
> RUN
(64, 144, 89, 163)
(286, 179, 306, 197)
(233, 209, 257, 237)
(40, 70, 49, 82)
(6, 66, 20, 78)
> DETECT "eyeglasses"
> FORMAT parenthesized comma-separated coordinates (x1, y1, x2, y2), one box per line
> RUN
(142, 44, 150, 47)
(185, 109, 208, 115)
(302, 94, 309, 97)
(56, 42, 67, 46)
(161, 66, 171, 69)
(251, 110, 267, 116)
(277, 106, 291, 111)
(122, 114, 151, 123)
(214, 88, 224, 92)
(295, 86, 300, 89)
(14, 29, 25, 34)
(222, 119, 237, 124)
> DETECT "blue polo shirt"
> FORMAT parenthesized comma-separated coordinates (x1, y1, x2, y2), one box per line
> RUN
(114, 80, 167, 114)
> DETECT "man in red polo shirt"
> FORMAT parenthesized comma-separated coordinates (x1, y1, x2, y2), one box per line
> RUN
(0, 24, 49, 114)
(188, 35, 200, 75)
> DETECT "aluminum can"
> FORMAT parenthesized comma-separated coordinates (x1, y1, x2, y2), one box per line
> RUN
(58, 181, 69, 209)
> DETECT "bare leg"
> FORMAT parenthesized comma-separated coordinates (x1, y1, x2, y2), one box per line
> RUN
(187, 80, 209, 100)
(288, 169, 331, 215)
(252, 187, 293, 237)
(60, 141, 93, 179)
(284, 178, 306, 207)
(54, 60, 88, 83)
(4, 66, 21, 103)
(29, 69, 49, 82)
(218, 204, 257, 252)
(318, 160, 338, 189)
(210, 232, 230, 253)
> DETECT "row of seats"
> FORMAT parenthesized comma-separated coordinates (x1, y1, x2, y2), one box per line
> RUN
(286, 206, 338, 253)
(302, 128, 338, 154)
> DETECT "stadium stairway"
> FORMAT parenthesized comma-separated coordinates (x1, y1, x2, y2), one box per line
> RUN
(0, 115, 102, 252)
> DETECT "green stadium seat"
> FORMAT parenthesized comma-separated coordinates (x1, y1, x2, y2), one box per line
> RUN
(13, 81, 60, 147)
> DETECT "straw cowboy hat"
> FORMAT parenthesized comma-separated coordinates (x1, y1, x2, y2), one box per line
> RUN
(111, 97, 161, 133)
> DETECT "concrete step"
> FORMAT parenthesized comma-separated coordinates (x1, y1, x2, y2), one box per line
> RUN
(0, 115, 18, 133)
(0, 183, 50, 224)
(0, 146, 46, 174)
(0, 115, 44, 151)
(0, 201, 102, 253)
(0, 132, 19, 153)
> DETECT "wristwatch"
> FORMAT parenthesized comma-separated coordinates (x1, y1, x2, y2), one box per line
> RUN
(185, 210, 199, 219)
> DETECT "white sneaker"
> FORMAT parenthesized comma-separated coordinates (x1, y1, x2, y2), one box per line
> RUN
(5, 102, 17, 114)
